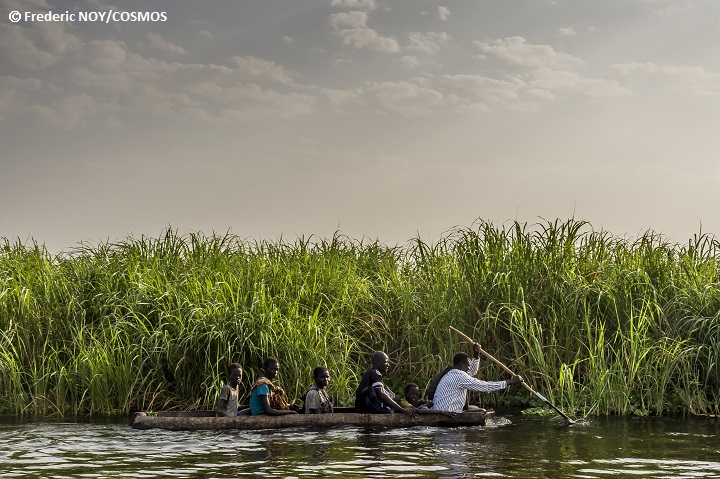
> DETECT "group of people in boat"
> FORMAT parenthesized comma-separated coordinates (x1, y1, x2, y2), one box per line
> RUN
(216, 342, 524, 417)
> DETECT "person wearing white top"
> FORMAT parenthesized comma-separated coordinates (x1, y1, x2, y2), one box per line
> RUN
(431, 343, 523, 413)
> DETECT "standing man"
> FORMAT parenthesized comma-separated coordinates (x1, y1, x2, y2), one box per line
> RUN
(431, 343, 524, 413)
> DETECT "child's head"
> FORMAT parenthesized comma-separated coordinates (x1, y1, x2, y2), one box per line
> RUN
(404, 383, 420, 403)
(228, 363, 242, 387)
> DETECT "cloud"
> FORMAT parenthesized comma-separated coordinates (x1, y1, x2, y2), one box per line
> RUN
(400, 55, 423, 68)
(0, 22, 79, 69)
(283, 36, 295, 43)
(447, 36, 633, 108)
(330, 0, 377, 10)
(0, 75, 42, 118)
(368, 80, 446, 116)
(230, 56, 299, 84)
(558, 27, 576, 36)
(143, 33, 187, 55)
(438, 6, 451, 21)
(84, 0, 121, 10)
(329, 11, 400, 53)
(407, 31, 451, 55)
(29, 93, 121, 129)
(441, 74, 522, 102)
(321, 87, 364, 107)
(3, 35, 316, 128)
(614, 61, 720, 96)
(476, 36, 583, 69)
(530, 67, 631, 97)
(638, 0, 692, 16)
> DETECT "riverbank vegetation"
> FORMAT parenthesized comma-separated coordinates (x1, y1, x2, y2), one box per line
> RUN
(1, 219, 719, 417)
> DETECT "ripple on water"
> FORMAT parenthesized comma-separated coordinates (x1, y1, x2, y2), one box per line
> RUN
(1, 416, 720, 478)
(581, 458, 720, 478)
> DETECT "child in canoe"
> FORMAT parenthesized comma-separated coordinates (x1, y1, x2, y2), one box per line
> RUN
(216, 363, 242, 417)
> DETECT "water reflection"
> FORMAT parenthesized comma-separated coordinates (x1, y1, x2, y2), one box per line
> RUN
(0, 415, 719, 478)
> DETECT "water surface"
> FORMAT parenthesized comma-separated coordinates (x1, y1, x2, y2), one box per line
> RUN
(1, 413, 719, 478)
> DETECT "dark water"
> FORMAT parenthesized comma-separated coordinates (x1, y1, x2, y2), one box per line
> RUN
(1, 413, 719, 478)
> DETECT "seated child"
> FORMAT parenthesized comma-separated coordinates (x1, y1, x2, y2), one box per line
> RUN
(399, 383, 429, 409)
(216, 363, 242, 417)
(304, 366, 334, 414)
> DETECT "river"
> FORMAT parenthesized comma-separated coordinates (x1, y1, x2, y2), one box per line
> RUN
(1, 413, 719, 478)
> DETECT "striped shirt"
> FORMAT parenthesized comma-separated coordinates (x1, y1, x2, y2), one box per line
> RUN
(431, 358, 508, 413)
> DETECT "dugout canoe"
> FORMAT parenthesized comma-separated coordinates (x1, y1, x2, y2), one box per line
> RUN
(129, 408, 493, 431)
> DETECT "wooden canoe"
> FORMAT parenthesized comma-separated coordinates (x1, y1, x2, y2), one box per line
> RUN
(129, 408, 493, 431)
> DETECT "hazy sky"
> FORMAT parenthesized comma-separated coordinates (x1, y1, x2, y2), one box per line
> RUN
(2, 0, 719, 252)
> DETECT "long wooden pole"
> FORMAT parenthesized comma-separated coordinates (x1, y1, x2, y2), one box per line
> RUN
(449, 326, 575, 424)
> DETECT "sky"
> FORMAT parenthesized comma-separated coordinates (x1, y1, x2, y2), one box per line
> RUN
(1, 0, 719, 253)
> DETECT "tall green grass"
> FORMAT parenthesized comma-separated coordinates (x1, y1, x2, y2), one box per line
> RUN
(1, 220, 719, 416)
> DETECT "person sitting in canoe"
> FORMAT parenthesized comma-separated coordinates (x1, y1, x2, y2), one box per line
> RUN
(216, 362, 248, 417)
(303, 366, 334, 414)
(215, 363, 250, 417)
(250, 357, 300, 416)
(354, 351, 417, 417)
(425, 342, 489, 410)
(431, 342, 524, 413)
(400, 383, 428, 409)
(216, 362, 241, 417)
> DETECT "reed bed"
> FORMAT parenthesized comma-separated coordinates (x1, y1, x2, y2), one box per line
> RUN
(1, 220, 719, 417)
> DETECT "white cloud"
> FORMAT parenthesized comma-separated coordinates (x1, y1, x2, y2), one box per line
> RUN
(558, 27, 576, 36)
(438, 6, 451, 21)
(72, 40, 129, 72)
(84, 0, 121, 11)
(368, 80, 446, 116)
(441, 74, 522, 102)
(321, 87, 364, 106)
(0, 22, 77, 69)
(283, 36, 295, 43)
(476, 36, 583, 70)
(530, 67, 631, 97)
(639, 0, 692, 16)
(330, 0, 377, 10)
(400, 55, 423, 68)
(3, 36, 316, 128)
(230, 56, 299, 84)
(471, 36, 631, 100)
(329, 11, 400, 53)
(29, 93, 117, 130)
(614, 61, 720, 96)
(407, 31, 451, 55)
(143, 33, 187, 55)
(0, 76, 42, 117)
(198, 30, 212, 38)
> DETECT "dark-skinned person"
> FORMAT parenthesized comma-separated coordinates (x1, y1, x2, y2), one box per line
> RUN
(303, 366, 334, 414)
(431, 342, 524, 414)
(425, 341, 485, 407)
(250, 357, 300, 416)
(399, 382, 458, 417)
(400, 383, 426, 409)
(216, 362, 242, 417)
(354, 351, 417, 417)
